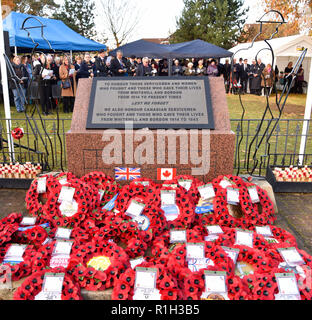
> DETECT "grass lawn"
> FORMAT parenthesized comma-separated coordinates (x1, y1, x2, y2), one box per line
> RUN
(0, 93, 309, 172)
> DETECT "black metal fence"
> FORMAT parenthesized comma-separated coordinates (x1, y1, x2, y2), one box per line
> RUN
(0, 117, 311, 177)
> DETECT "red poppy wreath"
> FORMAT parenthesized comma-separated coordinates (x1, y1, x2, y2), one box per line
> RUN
(13, 267, 82, 300)
(111, 262, 181, 300)
(68, 240, 129, 291)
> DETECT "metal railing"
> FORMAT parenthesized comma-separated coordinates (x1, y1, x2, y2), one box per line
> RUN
(0, 117, 311, 177)
(231, 118, 312, 176)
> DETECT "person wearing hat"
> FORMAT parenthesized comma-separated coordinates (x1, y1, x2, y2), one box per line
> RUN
(95, 49, 108, 77)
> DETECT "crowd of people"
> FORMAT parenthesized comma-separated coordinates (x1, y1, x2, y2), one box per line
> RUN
(8, 49, 306, 115)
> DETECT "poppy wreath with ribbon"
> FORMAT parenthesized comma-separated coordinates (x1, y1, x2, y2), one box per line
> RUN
(244, 182, 276, 226)
(111, 262, 181, 300)
(242, 268, 283, 300)
(26, 175, 60, 219)
(115, 196, 167, 242)
(26, 237, 84, 273)
(213, 185, 274, 229)
(11, 127, 24, 140)
(269, 243, 312, 272)
(248, 225, 297, 249)
(115, 183, 159, 214)
(81, 171, 120, 208)
(0, 213, 22, 246)
(166, 242, 235, 285)
(152, 186, 196, 229)
(43, 178, 97, 229)
(182, 268, 251, 300)
(91, 217, 150, 259)
(0, 243, 38, 282)
(213, 227, 282, 263)
(13, 267, 82, 300)
(68, 240, 129, 291)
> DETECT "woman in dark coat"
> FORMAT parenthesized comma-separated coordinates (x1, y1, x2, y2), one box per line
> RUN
(33, 54, 56, 115)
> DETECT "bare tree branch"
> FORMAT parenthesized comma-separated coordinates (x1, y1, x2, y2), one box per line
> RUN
(99, 0, 142, 47)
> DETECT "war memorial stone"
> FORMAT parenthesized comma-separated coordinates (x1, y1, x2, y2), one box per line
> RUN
(66, 76, 235, 182)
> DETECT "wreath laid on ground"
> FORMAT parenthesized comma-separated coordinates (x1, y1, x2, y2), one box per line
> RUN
(111, 262, 181, 300)
(68, 240, 129, 291)
(13, 267, 82, 300)
(0, 243, 38, 281)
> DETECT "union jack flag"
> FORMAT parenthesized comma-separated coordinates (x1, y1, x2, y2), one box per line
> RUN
(114, 168, 141, 181)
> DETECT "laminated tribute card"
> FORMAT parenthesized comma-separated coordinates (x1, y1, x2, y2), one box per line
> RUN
(161, 190, 179, 221)
(222, 246, 240, 265)
(255, 226, 273, 237)
(219, 177, 235, 189)
(275, 273, 301, 300)
(186, 243, 205, 259)
(58, 186, 75, 203)
(126, 200, 145, 218)
(178, 179, 193, 191)
(55, 228, 73, 240)
(206, 225, 224, 235)
(20, 216, 37, 226)
(201, 271, 229, 300)
(35, 273, 65, 300)
(227, 187, 240, 205)
(235, 229, 254, 248)
(133, 267, 161, 300)
(170, 230, 187, 244)
(198, 184, 215, 200)
(36, 177, 47, 194)
(278, 247, 305, 267)
(3, 244, 27, 265)
(247, 186, 260, 204)
(130, 256, 145, 270)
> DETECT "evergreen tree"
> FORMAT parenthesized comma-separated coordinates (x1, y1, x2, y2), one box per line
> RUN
(172, 0, 248, 49)
(53, 0, 96, 39)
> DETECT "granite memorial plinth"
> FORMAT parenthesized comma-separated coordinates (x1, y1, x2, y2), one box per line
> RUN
(66, 77, 235, 182)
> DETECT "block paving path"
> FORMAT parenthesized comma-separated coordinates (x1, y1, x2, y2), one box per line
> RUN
(0, 190, 311, 255)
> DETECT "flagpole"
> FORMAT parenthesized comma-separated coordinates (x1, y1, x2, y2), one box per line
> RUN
(0, 0, 15, 162)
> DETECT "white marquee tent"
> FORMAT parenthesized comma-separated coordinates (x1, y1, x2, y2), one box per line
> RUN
(226, 35, 312, 86)
(227, 34, 312, 165)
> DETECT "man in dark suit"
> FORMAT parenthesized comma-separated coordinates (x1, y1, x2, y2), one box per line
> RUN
(95, 49, 108, 77)
(136, 57, 152, 77)
(110, 50, 128, 77)
(241, 59, 250, 94)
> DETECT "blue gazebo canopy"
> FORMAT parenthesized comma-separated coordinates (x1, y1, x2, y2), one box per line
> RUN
(110, 39, 232, 59)
(3, 12, 107, 52)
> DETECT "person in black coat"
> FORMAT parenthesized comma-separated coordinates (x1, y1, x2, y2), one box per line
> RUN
(33, 54, 55, 115)
(95, 49, 109, 77)
(136, 58, 152, 77)
(223, 59, 231, 94)
(77, 53, 96, 79)
(9, 56, 28, 113)
(110, 51, 128, 77)
(241, 59, 250, 94)
(127, 55, 137, 77)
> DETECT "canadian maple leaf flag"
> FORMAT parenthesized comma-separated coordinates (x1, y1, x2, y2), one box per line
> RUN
(157, 168, 177, 181)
